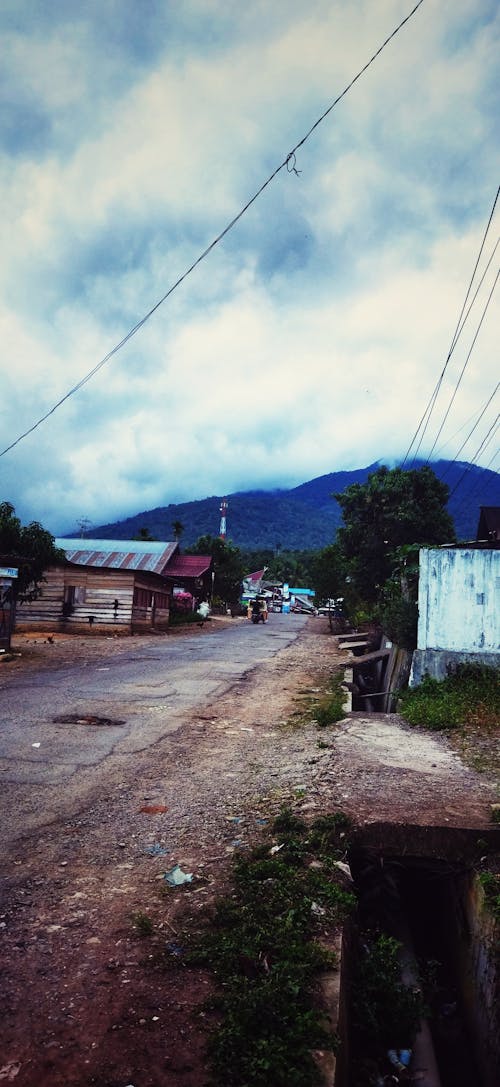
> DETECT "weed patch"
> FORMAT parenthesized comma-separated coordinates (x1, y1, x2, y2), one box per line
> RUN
(188, 809, 355, 1087)
(399, 664, 499, 731)
(479, 872, 500, 922)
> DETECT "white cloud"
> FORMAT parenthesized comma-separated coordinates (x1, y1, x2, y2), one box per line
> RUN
(0, 0, 498, 534)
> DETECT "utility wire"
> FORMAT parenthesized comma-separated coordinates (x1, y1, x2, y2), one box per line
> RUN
(402, 184, 500, 466)
(432, 394, 496, 459)
(449, 416, 499, 498)
(439, 383, 499, 475)
(0, 0, 426, 459)
(425, 266, 499, 461)
(454, 445, 500, 515)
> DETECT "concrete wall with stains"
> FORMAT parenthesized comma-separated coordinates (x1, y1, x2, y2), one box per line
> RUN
(417, 548, 499, 652)
(410, 548, 499, 685)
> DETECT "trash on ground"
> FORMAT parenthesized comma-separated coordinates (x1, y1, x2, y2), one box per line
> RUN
(139, 805, 168, 814)
(334, 860, 353, 880)
(31, 742, 41, 749)
(0, 1063, 21, 1082)
(165, 940, 184, 956)
(163, 865, 193, 886)
(387, 1048, 412, 1072)
(144, 843, 169, 856)
(270, 843, 284, 854)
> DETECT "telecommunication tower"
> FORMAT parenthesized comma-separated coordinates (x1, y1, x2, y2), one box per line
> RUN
(219, 498, 228, 539)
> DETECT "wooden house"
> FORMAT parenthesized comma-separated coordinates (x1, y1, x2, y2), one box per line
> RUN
(15, 539, 179, 635)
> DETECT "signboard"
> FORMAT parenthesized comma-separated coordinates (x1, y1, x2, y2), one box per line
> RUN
(0, 567, 18, 578)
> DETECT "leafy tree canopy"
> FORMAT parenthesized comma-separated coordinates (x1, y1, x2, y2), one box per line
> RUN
(310, 543, 347, 605)
(0, 502, 64, 601)
(191, 535, 245, 607)
(335, 466, 455, 604)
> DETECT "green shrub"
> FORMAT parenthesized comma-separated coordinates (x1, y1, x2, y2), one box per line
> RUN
(315, 673, 348, 728)
(190, 811, 356, 1087)
(399, 664, 499, 730)
(351, 932, 426, 1051)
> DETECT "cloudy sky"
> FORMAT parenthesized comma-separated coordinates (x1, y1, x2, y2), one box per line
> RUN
(1, 0, 498, 535)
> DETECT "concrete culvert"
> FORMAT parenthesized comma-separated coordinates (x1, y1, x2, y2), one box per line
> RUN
(335, 829, 500, 1087)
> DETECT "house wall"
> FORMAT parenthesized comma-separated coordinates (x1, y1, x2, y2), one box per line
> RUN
(410, 548, 499, 684)
(16, 567, 170, 634)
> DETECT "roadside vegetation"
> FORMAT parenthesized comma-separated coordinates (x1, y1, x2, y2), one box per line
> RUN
(399, 664, 499, 730)
(287, 671, 348, 730)
(186, 809, 355, 1087)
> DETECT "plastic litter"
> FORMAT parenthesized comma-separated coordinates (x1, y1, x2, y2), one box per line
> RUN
(163, 865, 193, 886)
(139, 805, 168, 814)
(334, 860, 353, 880)
(144, 843, 169, 856)
(387, 1048, 412, 1072)
(166, 940, 184, 956)
(31, 742, 41, 749)
(0, 1064, 21, 1082)
(270, 843, 284, 855)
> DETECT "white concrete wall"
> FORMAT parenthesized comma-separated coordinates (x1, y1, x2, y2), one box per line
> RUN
(417, 548, 500, 652)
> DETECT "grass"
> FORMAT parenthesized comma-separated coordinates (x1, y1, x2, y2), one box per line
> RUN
(131, 910, 154, 936)
(188, 808, 355, 1087)
(478, 872, 500, 922)
(399, 664, 499, 731)
(285, 671, 348, 732)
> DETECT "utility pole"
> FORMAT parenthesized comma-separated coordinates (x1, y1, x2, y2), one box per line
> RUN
(219, 498, 228, 539)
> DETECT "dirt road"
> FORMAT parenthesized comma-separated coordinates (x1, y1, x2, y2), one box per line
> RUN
(0, 617, 497, 1087)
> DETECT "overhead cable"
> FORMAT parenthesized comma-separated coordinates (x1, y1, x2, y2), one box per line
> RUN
(0, 0, 426, 459)
(424, 266, 499, 461)
(449, 416, 499, 498)
(439, 383, 499, 475)
(402, 184, 500, 466)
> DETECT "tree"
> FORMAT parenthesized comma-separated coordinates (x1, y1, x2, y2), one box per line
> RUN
(191, 535, 245, 610)
(335, 466, 455, 605)
(171, 520, 185, 541)
(310, 543, 347, 605)
(132, 526, 157, 541)
(0, 502, 64, 601)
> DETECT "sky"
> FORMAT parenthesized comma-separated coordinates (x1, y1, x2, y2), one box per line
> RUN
(0, 0, 498, 536)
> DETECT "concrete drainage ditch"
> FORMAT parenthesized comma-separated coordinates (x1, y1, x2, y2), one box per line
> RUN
(333, 823, 500, 1087)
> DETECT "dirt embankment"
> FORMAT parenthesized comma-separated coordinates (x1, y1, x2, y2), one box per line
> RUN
(0, 619, 498, 1087)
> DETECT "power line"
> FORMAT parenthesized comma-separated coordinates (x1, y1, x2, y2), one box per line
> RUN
(402, 184, 500, 466)
(432, 394, 496, 459)
(425, 266, 499, 461)
(0, 0, 426, 460)
(439, 383, 498, 475)
(449, 416, 499, 498)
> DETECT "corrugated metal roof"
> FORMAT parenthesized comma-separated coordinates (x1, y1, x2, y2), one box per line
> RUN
(164, 554, 212, 579)
(56, 539, 178, 575)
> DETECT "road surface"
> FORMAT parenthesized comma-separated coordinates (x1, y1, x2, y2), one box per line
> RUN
(0, 614, 308, 849)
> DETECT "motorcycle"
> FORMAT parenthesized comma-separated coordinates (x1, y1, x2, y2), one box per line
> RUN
(248, 597, 268, 624)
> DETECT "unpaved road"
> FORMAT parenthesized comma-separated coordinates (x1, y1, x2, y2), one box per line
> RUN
(0, 617, 498, 1087)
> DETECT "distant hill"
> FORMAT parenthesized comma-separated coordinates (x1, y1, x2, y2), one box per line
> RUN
(85, 460, 500, 551)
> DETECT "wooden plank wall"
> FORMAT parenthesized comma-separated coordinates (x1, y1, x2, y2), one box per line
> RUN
(16, 566, 172, 634)
(16, 566, 134, 633)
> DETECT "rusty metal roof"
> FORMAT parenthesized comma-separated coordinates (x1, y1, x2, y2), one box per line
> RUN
(56, 539, 178, 575)
(164, 554, 213, 579)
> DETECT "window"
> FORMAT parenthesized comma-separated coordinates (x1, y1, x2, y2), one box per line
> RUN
(64, 585, 86, 605)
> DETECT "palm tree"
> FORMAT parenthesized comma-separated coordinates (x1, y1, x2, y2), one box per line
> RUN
(172, 521, 185, 541)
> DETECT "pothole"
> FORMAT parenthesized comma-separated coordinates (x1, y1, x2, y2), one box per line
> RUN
(53, 713, 125, 727)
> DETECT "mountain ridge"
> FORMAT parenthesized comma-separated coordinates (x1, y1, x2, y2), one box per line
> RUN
(81, 459, 499, 551)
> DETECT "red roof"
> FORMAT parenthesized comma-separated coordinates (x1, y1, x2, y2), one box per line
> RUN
(164, 554, 213, 579)
(246, 569, 266, 583)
